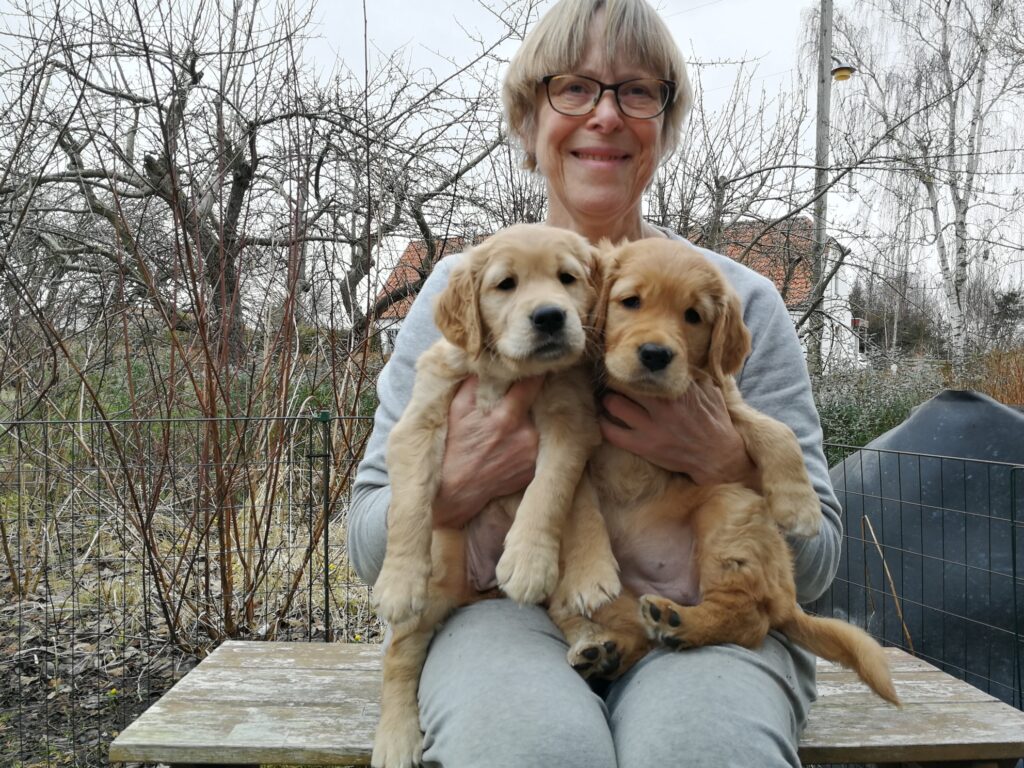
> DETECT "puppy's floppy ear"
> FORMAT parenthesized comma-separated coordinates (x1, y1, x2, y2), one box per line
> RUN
(708, 285, 752, 385)
(580, 243, 604, 310)
(590, 239, 619, 333)
(434, 259, 483, 356)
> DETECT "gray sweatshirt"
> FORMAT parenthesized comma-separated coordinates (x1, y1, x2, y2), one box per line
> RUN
(349, 231, 842, 604)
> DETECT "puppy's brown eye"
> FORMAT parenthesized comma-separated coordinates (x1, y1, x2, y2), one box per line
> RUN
(559, 272, 577, 285)
(684, 308, 701, 324)
(621, 296, 641, 309)
(496, 277, 516, 291)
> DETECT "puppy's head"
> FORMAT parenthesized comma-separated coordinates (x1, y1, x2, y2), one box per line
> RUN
(435, 224, 600, 374)
(598, 239, 751, 398)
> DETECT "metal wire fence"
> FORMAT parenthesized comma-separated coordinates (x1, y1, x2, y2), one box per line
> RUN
(1, 422, 1021, 767)
(812, 443, 1023, 711)
(1, 414, 379, 767)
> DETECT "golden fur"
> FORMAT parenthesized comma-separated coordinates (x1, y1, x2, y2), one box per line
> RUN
(371, 224, 620, 768)
(560, 238, 899, 706)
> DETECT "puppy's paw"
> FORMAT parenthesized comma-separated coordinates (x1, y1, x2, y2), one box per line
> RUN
(495, 536, 559, 605)
(372, 561, 430, 625)
(371, 716, 423, 768)
(639, 594, 692, 651)
(766, 484, 822, 538)
(568, 637, 622, 681)
(556, 559, 621, 617)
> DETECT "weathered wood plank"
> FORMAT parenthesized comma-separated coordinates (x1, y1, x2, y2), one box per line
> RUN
(817, 646, 938, 674)
(815, 670, 999, 705)
(799, 700, 1024, 764)
(204, 640, 383, 670)
(109, 643, 1024, 767)
(162, 666, 382, 706)
(109, 699, 375, 765)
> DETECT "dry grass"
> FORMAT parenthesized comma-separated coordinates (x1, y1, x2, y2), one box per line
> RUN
(965, 348, 1024, 405)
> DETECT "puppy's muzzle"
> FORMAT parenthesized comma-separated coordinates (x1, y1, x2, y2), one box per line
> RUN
(638, 343, 675, 372)
(532, 305, 567, 336)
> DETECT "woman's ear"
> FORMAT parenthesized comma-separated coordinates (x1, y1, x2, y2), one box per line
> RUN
(434, 259, 483, 357)
(520, 117, 538, 171)
(708, 287, 752, 385)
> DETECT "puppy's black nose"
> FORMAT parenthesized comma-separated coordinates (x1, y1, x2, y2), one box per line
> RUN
(532, 306, 566, 335)
(638, 343, 674, 372)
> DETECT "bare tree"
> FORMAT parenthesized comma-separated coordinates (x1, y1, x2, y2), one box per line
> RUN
(834, 0, 1024, 374)
(647, 62, 812, 257)
(0, 0, 539, 647)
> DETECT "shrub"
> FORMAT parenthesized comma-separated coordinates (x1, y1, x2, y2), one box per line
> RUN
(813, 359, 944, 466)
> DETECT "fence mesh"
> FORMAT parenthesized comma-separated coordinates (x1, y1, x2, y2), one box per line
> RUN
(0, 415, 379, 766)
(813, 443, 1023, 710)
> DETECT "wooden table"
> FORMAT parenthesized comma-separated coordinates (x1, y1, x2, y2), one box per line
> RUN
(109, 641, 1024, 767)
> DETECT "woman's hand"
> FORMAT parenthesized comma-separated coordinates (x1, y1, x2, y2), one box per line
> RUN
(432, 375, 543, 529)
(599, 377, 760, 490)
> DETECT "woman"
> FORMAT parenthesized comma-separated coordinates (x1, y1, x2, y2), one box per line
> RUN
(350, 0, 843, 765)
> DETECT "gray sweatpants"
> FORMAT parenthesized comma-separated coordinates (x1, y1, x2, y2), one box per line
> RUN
(416, 599, 817, 767)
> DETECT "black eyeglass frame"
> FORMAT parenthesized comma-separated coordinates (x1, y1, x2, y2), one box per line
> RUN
(540, 74, 676, 119)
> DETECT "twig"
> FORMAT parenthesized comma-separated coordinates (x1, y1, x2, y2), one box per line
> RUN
(861, 514, 915, 652)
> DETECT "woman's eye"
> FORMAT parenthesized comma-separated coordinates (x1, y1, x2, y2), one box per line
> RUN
(624, 84, 654, 98)
(497, 277, 517, 291)
(621, 296, 641, 309)
(559, 272, 577, 285)
(684, 308, 701, 324)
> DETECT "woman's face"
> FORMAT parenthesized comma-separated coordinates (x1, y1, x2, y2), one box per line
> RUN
(530, 16, 664, 233)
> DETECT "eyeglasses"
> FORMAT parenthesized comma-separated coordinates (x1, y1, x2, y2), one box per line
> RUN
(541, 74, 675, 119)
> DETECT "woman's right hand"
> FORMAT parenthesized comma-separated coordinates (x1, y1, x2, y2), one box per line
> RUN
(432, 375, 543, 529)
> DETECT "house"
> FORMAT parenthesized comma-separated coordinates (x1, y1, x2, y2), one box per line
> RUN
(688, 218, 814, 316)
(690, 218, 861, 367)
(373, 220, 854, 362)
(371, 235, 479, 354)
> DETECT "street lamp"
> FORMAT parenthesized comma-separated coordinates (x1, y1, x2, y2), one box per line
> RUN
(830, 57, 856, 82)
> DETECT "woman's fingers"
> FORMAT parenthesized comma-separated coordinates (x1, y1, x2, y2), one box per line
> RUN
(432, 376, 542, 529)
(601, 390, 652, 428)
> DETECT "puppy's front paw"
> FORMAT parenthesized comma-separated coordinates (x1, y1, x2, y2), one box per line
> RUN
(372, 560, 430, 625)
(495, 535, 559, 605)
(639, 594, 692, 651)
(371, 715, 423, 768)
(555, 558, 621, 617)
(766, 484, 821, 538)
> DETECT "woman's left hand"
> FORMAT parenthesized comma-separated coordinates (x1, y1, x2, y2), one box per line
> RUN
(599, 377, 760, 489)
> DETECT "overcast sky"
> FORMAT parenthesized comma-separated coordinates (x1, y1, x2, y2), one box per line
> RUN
(317, 0, 819, 102)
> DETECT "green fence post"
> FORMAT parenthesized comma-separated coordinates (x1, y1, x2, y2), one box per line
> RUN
(319, 411, 332, 641)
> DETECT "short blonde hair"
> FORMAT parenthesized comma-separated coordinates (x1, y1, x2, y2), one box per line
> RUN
(503, 0, 692, 170)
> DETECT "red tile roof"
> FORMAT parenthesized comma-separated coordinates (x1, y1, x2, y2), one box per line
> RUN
(375, 220, 816, 320)
(375, 236, 477, 320)
(691, 218, 815, 308)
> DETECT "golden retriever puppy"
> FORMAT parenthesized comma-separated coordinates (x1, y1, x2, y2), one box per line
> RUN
(371, 224, 620, 768)
(562, 238, 898, 706)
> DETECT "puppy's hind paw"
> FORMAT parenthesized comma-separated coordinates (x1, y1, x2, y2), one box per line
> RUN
(495, 538, 559, 605)
(639, 594, 692, 651)
(568, 638, 622, 681)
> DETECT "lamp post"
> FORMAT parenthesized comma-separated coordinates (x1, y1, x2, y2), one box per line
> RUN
(809, 0, 855, 375)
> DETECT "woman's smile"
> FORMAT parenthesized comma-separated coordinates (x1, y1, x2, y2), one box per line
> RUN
(570, 146, 632, 164)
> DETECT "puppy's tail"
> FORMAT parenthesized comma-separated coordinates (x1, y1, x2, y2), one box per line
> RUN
(780, 609, 900, 706)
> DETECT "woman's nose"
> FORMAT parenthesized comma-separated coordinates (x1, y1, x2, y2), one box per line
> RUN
(588, 89, 624, 129)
